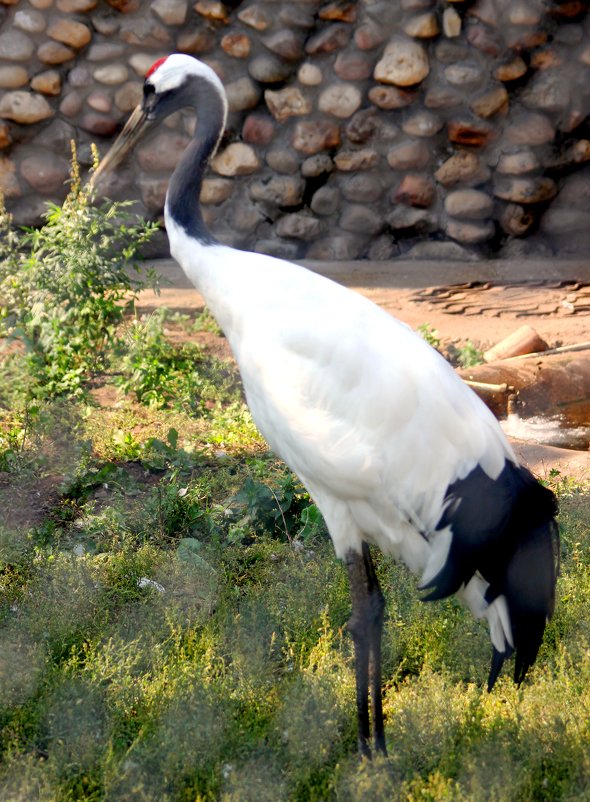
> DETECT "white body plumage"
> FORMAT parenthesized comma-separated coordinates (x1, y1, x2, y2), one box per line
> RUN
(168, 219, 516, 653)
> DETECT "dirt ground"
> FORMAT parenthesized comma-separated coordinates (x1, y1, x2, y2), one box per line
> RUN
(138, 258, 590, 350)
(135, 257, 590, 483)
(360, 282, 590, 350)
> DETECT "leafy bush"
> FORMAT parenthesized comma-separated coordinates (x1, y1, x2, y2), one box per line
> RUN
(0, 146, 158, 398)
(114, 309, 241, 412)
(417, 323, 441, 351)
(227, 472, 314, 543)
(418, 324, 484, 368)
(447, 339, 485, 369)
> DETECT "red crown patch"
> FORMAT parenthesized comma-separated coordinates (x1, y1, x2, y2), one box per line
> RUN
(146, 56, 168, 78)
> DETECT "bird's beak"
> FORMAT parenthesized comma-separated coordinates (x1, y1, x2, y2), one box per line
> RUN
(91, 104, 151, 186)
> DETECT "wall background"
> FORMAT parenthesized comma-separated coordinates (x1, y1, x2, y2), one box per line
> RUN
(0, 0, 589, 261)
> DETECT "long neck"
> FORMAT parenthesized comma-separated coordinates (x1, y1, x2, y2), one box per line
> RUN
(165, 79, 227, 245)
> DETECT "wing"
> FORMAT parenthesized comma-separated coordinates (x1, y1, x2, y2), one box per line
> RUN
(225, 252, 514, 536)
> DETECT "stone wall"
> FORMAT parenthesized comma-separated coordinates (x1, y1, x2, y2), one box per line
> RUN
(0, 0, 589, 260)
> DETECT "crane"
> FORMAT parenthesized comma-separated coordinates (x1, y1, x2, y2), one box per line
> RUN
(93, 54, 559, 759)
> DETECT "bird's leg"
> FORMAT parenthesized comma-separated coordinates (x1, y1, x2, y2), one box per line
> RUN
(365, 544, 387, 756)
(345, 542, 387, 758)
(346, 547, 371, 758)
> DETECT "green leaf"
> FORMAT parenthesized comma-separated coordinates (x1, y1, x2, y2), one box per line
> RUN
(167, 428, 179, 450)
(176, 537, 215, 575)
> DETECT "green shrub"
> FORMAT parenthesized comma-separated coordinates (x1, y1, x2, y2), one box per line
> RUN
(113, 309, 241, 412)
(0, 147, 158, 399)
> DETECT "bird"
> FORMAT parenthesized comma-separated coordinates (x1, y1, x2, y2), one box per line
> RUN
(93, 54, 560, 759)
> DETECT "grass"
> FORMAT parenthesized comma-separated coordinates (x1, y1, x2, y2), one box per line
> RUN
(1, 175, 589, 800)
(0, 346, 589, 801)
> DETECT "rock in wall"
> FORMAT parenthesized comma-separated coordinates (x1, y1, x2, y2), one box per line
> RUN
(0, 0, 589, 260)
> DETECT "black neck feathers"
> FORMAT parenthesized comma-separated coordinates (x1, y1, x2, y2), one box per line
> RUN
(165, 76, 227, 245)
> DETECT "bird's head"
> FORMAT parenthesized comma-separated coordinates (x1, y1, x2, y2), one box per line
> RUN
(92, 54, 226, 185)
(142, 54, 225, 121)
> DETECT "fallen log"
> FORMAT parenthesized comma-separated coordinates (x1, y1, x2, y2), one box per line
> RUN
(459, 349, 590, 435)
(483, 324, 548, 362)
(512, 340, 590, 359)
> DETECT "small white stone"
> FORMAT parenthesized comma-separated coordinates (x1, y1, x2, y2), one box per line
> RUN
(212, 143, 260, 176)
(0, 66, 28, 89)
(496, 149, 539, 175)
(137, 131, 190, 171)
(403, 12, 439, 38)
(265, 87, 312, 123)
(374, 38, 429, 87)
(138, 577, 165, 593)
(318, 83, 362, 119)
(444, 189, 493, 220)
(445, 63, 482, 85)
(442, 8, 461, 37)
(402, 110, 443, 137)
(31, 70, 62, 95)
(508, 1, 542, 25)
(238, 3, 270, 31)
(87, 91, 112, 113)
(225, 76, 260, 112)
(540, 207, 587, 235)
(493, 176, 557, 204)
(14, 9, 46, 34)
(387, 139, 430, 170)
(129, 53, 162, 77)
(151, 0, 188, 25)
(0, 157, 21, 198)
(0, 91, 54, 123)
(20, 151, 70, 192)
(114, 82, 142, 112)
(93, 64, 129, 85)
(200, 178, 233, 205)
(298, 62, 322, 86)
(0, 30, 35, 61)
(505, 113, 554, 146)
(87, 42, 125, 61)
(446, 218, 495, 244)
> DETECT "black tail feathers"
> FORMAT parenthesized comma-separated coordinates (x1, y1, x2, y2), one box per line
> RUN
(422, 460, 559, 691)
(504, 515, 560, 686)
(486, 512, 559, 690)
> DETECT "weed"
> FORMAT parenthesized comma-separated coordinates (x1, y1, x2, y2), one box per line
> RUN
(114, 309, 240, 413)
(0, 419, 27, 473)
(149, 306, 223, 338)
(195, 306, 223, 336)
(206, 400, 265, 453)
(447, 340, 485, 369)
(226, 469, 325, 545)
(0, 147, 158, 399)
(417, 323, 441, 351)
(418, 325, 484, 368)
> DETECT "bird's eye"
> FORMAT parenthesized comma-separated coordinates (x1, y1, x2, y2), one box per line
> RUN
(142, 82, 157, 114)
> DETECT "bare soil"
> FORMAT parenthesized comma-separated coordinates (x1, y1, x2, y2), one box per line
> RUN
(366, 282, 590, 352)
(137, 259, 590, 352)
(0, 472, 63, 532)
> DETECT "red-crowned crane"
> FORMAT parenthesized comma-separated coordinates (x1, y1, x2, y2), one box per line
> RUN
(93, 54, 559, 759)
